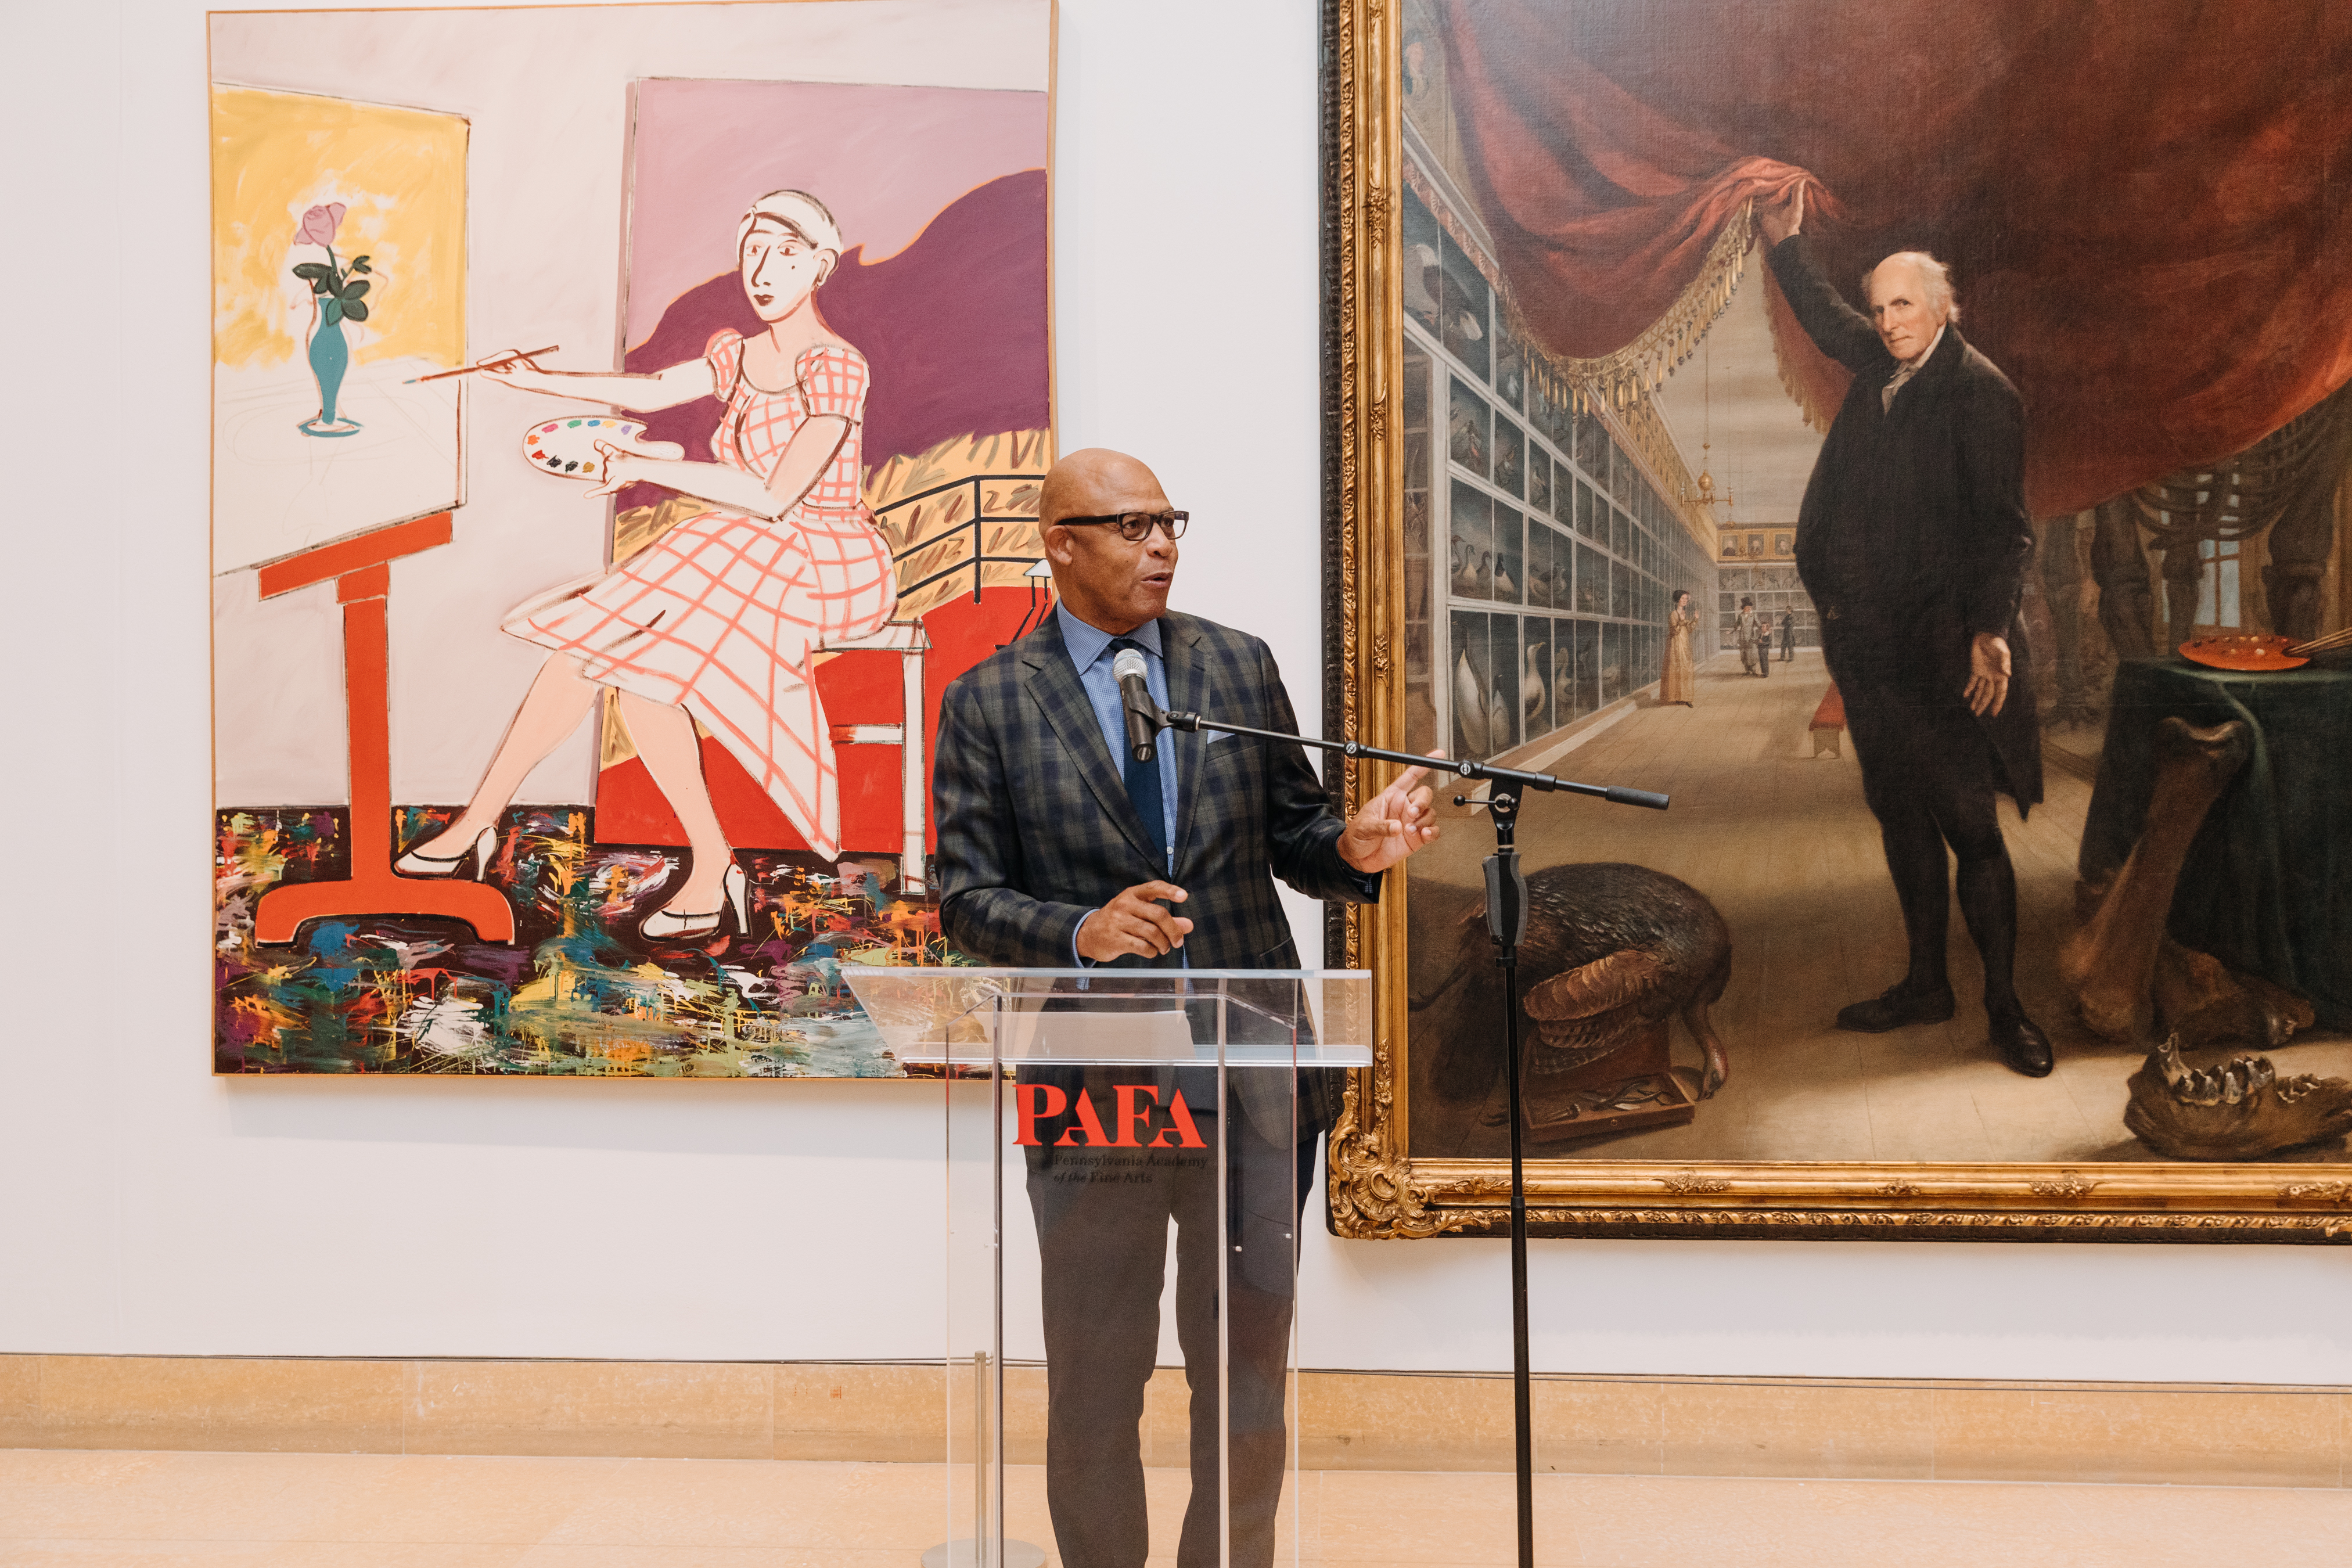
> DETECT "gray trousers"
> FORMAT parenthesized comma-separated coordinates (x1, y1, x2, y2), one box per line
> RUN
(1024, 1087, 1317, 1568)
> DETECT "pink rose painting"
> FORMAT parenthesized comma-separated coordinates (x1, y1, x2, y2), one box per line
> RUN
(296, 202, 344, 247)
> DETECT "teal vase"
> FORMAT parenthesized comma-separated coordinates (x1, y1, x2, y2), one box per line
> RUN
(300, 297, 361, 437)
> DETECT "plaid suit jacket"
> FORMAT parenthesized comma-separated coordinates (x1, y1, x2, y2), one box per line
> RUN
(933, 610, 1377, 1137)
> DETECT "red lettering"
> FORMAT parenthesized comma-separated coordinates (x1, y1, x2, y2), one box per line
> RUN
(1113, 1084, 1160, 1148)
(1015, 1084, 1066, 1146)
(1056, 1087, 1113, 1146)
(1151, 1088, 1208, 1149)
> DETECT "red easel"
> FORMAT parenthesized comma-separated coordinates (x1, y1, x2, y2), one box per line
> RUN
(251, 512, 516, 944)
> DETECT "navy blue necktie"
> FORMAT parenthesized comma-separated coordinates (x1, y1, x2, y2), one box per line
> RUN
(1109, 638, 1167, 863)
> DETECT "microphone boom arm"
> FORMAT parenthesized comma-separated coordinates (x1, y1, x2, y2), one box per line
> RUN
(1158, 710, 1670, 811)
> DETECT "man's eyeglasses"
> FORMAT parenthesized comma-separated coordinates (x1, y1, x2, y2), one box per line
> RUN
(1058, 510, 1189, 542)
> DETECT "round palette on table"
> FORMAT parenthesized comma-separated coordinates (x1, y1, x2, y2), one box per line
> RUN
(2179, 634, 2307, 672)
(520, 416, 646, 480)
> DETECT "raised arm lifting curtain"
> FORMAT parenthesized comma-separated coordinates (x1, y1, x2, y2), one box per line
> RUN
(1437, 0, 2352, 516)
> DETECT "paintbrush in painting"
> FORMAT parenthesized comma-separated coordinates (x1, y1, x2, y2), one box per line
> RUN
(2286, 625, 2352, 658)
(404, 346, 560, 384)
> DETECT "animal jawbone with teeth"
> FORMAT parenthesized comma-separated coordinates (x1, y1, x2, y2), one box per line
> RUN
(2123, 1034, 2352, 1160)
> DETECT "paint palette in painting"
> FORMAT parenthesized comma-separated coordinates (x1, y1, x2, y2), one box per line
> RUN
(2178, 634, 2307, 672)
(520, 416, 649, 480)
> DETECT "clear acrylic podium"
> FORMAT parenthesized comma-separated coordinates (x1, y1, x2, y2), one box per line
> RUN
(841, 968, 1372, 1568)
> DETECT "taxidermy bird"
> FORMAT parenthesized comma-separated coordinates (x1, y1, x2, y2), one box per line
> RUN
(1411, 862, 1732, 1101)
(1476, 550, 1494, 598)
(1449, 412, 1483, 470)
(1452, 649, 1490, 757)
(1404, 243, 1441, 321)
(1488, 676, 1516, 750)
(1521, 643, 1547, 725)
(1493, 562, 1517, 600)
(2124, 1035, 2352, 1160)
(1451, 540, 1481, 596)
(1537, 560, 1565, 607)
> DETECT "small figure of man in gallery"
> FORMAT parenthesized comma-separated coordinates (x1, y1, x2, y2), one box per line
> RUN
(932, 448, 1441, 1568)
(1781, 608, 1799, 663)
(1759, 182, 2051, 1077)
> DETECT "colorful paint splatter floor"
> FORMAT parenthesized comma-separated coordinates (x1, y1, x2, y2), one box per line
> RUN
(215, 808, 955, 1076)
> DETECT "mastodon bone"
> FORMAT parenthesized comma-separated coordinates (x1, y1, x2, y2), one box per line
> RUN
(2059, 718, 2248, 1040)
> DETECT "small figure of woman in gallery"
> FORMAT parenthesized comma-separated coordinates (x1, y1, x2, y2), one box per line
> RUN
(1661, 588, 1696, 705)
(1735, 595, 1760, 675)
(396, 189, 896, 941)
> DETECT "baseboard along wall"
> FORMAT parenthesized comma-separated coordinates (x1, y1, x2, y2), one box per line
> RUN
(1, 1355, 2343, 1489)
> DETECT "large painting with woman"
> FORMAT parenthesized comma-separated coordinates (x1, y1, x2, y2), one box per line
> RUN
(210, 2, 1053, 1077)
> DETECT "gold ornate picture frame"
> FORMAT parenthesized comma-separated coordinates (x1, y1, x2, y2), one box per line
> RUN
(1320, 0, 2352, 1242)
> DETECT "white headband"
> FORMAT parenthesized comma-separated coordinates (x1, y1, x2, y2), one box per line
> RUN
(737, 189, 844, 263)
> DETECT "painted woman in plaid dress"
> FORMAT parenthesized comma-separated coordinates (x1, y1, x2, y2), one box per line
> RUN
(396, 190, 896, 940)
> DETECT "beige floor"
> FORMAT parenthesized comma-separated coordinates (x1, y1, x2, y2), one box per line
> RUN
(3, 1448, 2346, 1567)
(1405, 650, 2352, 1163)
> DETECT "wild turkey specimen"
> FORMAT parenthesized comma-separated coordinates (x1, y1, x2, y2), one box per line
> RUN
(1411, 862, 1733, 1118)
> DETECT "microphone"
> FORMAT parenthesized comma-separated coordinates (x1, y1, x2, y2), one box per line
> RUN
(1112, 645, 1161, 763)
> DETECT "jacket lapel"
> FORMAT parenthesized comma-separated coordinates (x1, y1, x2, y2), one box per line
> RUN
(1164, 615, 1211, 871)
(1020, 618, 1163, 871)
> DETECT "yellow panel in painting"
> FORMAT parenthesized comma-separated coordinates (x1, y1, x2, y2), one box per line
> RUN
(211, 86, 466, 372)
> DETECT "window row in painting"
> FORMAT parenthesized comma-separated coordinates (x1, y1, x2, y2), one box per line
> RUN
(1426, 351, 1677, 617)
(1405, 184, 1685, 543)
(1446, 612, 1653, 764)
(1444, 375, 1680, 579)
(1401, 367, 1703, 759)
(1448, 481, 1664, 621)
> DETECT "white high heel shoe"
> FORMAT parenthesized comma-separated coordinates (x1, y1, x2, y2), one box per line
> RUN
(641, 862, 749, 942)
(394, 825, 496, 880)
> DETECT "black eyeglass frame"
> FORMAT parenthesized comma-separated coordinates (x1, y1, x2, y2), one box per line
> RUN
(1055, 510, 1189, 542)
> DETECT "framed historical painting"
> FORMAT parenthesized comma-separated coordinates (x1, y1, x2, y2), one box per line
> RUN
(1322, 0, 2352, 1240)
(211, 0, 1052, 1076)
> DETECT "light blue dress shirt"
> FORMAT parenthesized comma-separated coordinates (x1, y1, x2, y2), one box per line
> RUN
(1057, 603, 1180, 864)
(1058, 603, 1181, 963)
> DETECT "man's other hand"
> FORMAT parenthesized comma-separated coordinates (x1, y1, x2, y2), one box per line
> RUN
(1757, 179, 1806, 246)
(1077, 881, 1193, 962)
(1339, 756, 1444, 875)
(1965, 633, 2012, 717)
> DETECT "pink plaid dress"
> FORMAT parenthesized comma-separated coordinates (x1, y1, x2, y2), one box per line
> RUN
(505, 330, 897, 859)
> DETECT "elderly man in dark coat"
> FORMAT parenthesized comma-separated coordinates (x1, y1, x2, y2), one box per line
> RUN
(1759, 185, 2051, 1077)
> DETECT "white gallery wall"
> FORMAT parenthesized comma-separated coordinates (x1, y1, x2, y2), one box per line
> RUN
(2, 0, 2345, 1381)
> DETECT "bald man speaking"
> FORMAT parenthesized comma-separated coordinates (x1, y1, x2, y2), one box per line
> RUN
(1760, 186, 2050, 1077)
(932, 449, 1437, 1568)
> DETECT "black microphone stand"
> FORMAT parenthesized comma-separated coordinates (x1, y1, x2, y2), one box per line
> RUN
(1151, 701, 1667, 1568)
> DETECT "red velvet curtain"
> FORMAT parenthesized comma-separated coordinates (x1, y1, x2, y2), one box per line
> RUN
(1438, 0, 2352, 516)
